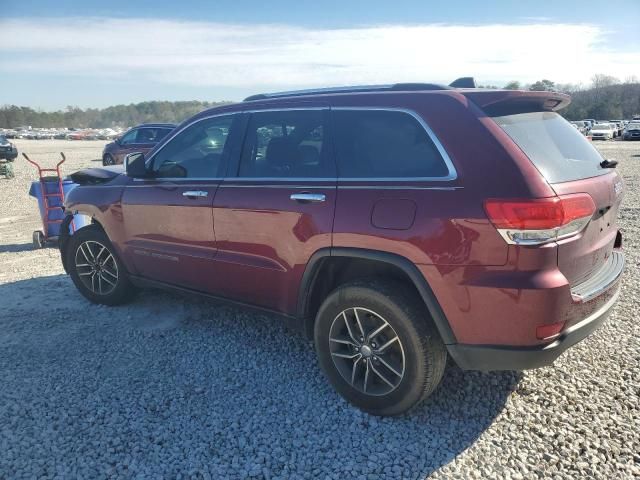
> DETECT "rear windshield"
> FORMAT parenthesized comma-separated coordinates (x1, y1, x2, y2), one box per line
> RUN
(493, 111, 607, 183)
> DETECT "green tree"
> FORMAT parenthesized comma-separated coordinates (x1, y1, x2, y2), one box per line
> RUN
(529, 79, 556, 91)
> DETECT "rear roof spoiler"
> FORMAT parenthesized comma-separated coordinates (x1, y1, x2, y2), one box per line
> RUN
(449, 77, 476, 88)
(461, 90, 571, 116)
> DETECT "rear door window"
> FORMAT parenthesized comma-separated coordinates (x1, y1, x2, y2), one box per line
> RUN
(137, 127, 173, 144)
(331, 109, 450, 178)
(492, 112, 607, 183)
(238, 110, 334, 178)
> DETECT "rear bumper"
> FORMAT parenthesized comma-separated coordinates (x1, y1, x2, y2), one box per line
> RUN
(448, 284, 621, 371)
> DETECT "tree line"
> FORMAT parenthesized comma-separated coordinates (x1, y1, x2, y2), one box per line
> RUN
(485, 74, 640, 120)
(0, 101, 229, 129)
(1, 74, 639, 129)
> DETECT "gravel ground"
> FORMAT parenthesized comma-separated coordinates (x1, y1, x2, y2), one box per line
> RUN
(0, 139, 639, 479)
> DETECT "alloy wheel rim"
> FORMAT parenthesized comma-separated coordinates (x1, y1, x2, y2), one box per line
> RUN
(74, 240, 118, 295)
(329, 307, 405, 396)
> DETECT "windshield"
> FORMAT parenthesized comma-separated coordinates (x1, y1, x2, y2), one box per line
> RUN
(493, 111, 607, 183)
(626, 123, 640, 130)
(0, 135, 8, 143)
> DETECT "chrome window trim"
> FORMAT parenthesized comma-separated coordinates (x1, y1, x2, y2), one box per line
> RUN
(244, 107, 328, 113)
(142, 106, 458, 183)
(331, 107, 457, 182)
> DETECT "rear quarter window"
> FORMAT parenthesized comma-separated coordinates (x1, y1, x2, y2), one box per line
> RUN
(493, 112, 607, 183)
(332, 109, 451, 179)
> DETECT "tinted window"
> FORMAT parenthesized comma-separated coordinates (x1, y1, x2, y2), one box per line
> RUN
(332, 110, 449, 178)
(152, 116, 233, 178)
(493, 112, 607, 183)
(137, 127, 173, 144)
(239, 110, 333, 178)
(119, 129, 137, 145)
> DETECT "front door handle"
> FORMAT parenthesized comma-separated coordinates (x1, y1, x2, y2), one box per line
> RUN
(182, 190, 208, 198)
(290, 193, 326, 203)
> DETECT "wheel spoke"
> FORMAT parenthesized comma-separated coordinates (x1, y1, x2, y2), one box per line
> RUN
(331, 351, 361, 360)
(99, 273, 116, 287)
(375, 336, 399, 353)
(78, 244, 92, 264)
(84, 243, 96, 261)
(353, 308, 365, 338)
(98, 274, 103, 294)
(90, 272, 97, 293)
(375, 356, 403, 378)
(95, 246, 106, 262)
(103, 253, 115, 267)
(342, 311, 359, 344)
(363, 359, 370, 393)
(78, 271, 93, 277)
(351, 357, 361, 385)
(370, 362, 395, 388)
(367, 321, 389, 342)
(330, 337, 357, 347)
(75, 263, 91, 268)
(102, 267, 118, 280)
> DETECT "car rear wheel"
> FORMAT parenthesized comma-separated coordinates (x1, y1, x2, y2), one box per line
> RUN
(102, 154, 114, 166)
(314, 280, 447, 416)
(66, 225, 136, 305)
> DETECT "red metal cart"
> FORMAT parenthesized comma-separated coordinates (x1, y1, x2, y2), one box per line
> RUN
(23, 152, 75, 248)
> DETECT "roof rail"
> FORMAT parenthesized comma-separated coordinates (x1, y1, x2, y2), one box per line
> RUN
(242, 82, 453, 102)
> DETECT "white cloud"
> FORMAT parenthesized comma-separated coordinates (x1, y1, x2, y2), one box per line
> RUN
(0, 17, 638, 92)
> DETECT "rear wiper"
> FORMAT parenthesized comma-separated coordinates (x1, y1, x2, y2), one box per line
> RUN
(600, 159, 618, 169)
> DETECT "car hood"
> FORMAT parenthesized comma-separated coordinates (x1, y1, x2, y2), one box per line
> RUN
(69, 165, 126, 185)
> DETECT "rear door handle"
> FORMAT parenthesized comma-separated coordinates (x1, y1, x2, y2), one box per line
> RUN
(182, 190, 208, 198)
(290, 193, 326, 203)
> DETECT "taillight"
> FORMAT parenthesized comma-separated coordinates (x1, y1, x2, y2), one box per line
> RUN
(484, 194, 595, 245)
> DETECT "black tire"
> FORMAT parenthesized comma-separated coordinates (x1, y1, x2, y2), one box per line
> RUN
(102, 154, 114, 166)
(314, 280, 447, 416)
(66, 225, 136, 305)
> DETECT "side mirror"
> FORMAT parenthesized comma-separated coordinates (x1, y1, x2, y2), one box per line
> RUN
(124, 152, 148, 178)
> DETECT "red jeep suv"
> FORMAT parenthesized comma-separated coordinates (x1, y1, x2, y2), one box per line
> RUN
(59, 79, 625, 416)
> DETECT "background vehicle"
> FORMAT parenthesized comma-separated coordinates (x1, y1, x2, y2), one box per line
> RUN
(622, 122, 640, 140)
(609, 120, 624, 137)
(102, 123, 175, 166)
(0, 134, 18, 161)
(590, 123, 615, 140)
(570, 121, 589, 135)
(59, 82, 624, 416)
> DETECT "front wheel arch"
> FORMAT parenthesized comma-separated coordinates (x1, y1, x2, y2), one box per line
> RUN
(59, 214, 107, 273)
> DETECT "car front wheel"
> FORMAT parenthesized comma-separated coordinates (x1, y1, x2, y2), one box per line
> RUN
(314, 280, 447, 416)
(102, 154, 115, 166)
(66, 225, 136, 305)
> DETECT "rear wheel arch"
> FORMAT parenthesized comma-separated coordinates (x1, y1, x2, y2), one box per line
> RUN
(298, 248, 456, 345)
